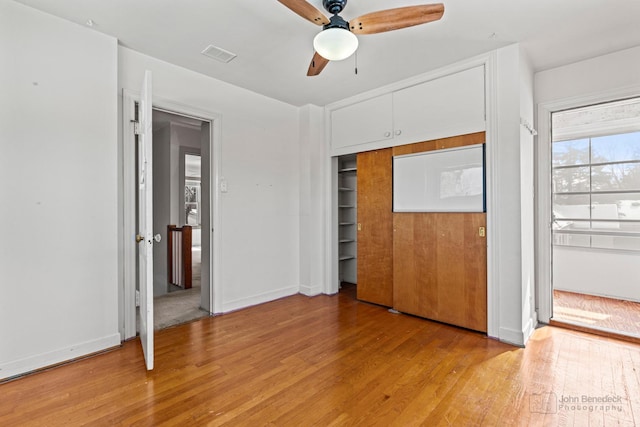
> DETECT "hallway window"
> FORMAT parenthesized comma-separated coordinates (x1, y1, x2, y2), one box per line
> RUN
(185, 154, 201, 227)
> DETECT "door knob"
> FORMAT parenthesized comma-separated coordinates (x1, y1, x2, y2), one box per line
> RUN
(136, 234, 161, 243)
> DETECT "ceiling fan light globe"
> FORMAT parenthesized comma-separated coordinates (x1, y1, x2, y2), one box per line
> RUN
(313, 28, 358, 61)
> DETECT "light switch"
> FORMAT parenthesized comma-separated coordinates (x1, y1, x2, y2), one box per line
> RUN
(479, 227, 485, 237)
(220, 179, 228, 193)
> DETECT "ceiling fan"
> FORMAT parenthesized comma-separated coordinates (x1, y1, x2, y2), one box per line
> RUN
(277, 0, 445, 76)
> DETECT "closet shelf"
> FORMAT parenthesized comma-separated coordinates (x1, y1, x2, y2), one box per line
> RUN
(339, 205, 355, 208)
(338, 167, 357, 173)
(339, 222, 355, 226)
(339, 239, 355, 243)
(339, 187, 355, 192)
(339, 255, 355, 261)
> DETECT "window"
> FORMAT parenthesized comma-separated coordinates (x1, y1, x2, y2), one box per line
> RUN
(552, 98, 640, 251)
(185, 154, 201, 227)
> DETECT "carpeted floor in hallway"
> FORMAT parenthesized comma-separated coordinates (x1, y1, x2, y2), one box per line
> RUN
(153, 246, 209, 329)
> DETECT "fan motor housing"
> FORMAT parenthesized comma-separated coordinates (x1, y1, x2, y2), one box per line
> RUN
(323, 0, 347, 15)
(324, 14, 349, 31)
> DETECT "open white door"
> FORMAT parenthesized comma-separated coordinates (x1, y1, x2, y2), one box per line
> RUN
(137, 70, 154, 370)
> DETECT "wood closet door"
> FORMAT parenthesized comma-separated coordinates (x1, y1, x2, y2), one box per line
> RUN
(393, 213, 487, 332)
(391, 132, 487, 332)
(357, 149, 393, 307)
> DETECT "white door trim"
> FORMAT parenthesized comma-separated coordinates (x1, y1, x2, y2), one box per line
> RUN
(535, 84, 640, 323)
(121, 90, 222, 340)
(484, 51, 499, 339)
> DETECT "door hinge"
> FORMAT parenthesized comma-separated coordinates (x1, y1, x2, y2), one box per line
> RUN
(131, 119, 140, 135)
(135, 290, 140, 307)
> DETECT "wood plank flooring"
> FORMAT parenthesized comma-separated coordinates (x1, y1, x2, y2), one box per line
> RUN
(554, 290, 640, 338)
(1, 285, 639, 426)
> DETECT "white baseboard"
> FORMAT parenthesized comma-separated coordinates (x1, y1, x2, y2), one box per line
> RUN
(526, 311, 539, 342)
(0, 333, 121, 381)
(498, 327, 525, 347)
(499, 315, 538, 347)
(221, 286, 299, 313)
(522, 316, 537, 345)
(299, 284, 322, 296)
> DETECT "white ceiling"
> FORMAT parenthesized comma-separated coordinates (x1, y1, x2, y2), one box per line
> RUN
(15, 0, 640, 106)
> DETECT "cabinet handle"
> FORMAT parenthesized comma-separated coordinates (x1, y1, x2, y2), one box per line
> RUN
(395, 130, 402, 136)
(384, 131, 391, 138)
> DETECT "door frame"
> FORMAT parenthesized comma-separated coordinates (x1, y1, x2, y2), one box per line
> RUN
(535, 84, 640, 324)
(121, 90, 222, 340)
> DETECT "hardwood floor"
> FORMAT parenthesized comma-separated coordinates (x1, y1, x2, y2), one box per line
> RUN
(2, 285, 639, 426)
(553, 290, 640, 338)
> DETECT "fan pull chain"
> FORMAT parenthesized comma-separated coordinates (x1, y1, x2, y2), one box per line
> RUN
(354, 51, 358, 75)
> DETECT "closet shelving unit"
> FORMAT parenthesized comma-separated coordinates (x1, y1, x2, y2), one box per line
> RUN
(337, 155, 357, 283)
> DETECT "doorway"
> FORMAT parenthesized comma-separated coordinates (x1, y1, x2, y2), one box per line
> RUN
(121, 91, 221, 342)
(548, 97, 640, 339)
(150, 110, 209, 329)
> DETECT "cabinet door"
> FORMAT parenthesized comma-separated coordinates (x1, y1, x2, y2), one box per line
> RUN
(356, 149, 393, 307)
(393, 213, 487, 332)
(331, 94, 393, 151)
(393, 66, 485, 144)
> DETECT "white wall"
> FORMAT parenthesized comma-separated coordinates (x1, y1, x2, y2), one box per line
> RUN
(493, 46, 523, 344)
(118, 47, 301, 313)
(554, 247, 640, 301)
(519, 49, 536, 342)
(0, 0, 119, 379)
(535, 46, 640, 105)
(299, 105, 327, 296)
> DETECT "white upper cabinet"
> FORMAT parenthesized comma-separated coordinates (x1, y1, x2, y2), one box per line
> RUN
(393, 66, 485, 145)
(330, 93, 393, 151)
(329, 65, 486, 155)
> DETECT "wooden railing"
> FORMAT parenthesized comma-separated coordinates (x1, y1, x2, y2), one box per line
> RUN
(167, 225, 192, 289)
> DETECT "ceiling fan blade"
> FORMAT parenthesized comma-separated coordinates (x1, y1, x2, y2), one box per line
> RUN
(277, 0, 330, 26)
(350, 4, 444, 35)
(307, 52, 330, 76)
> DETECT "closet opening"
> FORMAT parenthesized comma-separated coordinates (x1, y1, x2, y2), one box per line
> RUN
(337, 154, 357, 291)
